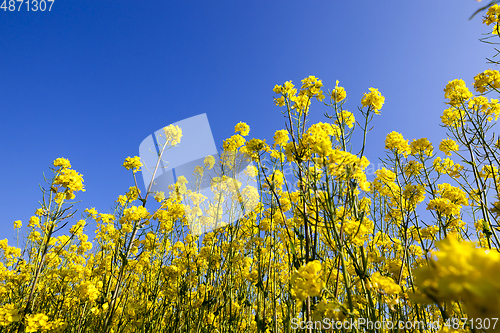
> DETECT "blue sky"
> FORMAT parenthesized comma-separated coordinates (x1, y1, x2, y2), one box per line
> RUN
(0, 1, 493, 244)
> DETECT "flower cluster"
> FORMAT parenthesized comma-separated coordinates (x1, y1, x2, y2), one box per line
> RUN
(370, 272, 401, 295)
(163, 124, 183, 146)
(290, 261, 323, 302)
(483, 4, 500, 34)
(439, 138, 459, 156)
(332, 80, 346, 103)
(52, 165, 85, 200)
(385, 131, 411, 157)
(122, 156, 142, 172)
(474, 69, 500, 93)
(427, 183, 468, 217)
(443, 79, 473, 107)
(234, 122, 250, 136)
(412, 236, 500, 319)
(361, 87, 385, 113)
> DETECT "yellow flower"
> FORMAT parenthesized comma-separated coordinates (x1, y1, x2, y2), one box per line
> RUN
(273, 80, 296, 96)
(244, 138, 269, 155)
(468, 95, 489, 113)
(154, 191, 165, 202)
(427, 183, 468, 216)
(385, 131, 411, 157)
(204, 155, 215, 169)
(273, 129, 289, 148)
(483, 4, 500, 26)
(28, 216, 40, 228)
(335, 110, 355, 128)
(411, 225, 439, 240)
(54, 192, 65, 203)
(370, 272, 401, 295)
(480, 164, 498, 179)
(300, 75, 324, 101)
(13, 220, 22, 229)
(223, 134, 245, 151)
(53, 157, 71, 169)
(121, 205, 150, 223)
(485, 98, 500, 121)
(273, 84, 283, 94)
(69, 219, 86, 235)
(290, 94, 312, 113)
(474, 69, 500, 93)
(433, 157, 463, 178)
(361, 87, 385, 113)
(163, 124, 183, 146)
(439, 138, 459, 156)
(443, 79, 473, 107)
(84, 207, 98, 216)
(234, 122, 250, 136)
(274, 96, 286, 107)
(291, 260, 323, 302)
(77, 281, 100, 302)
(53, 168, 85, 194)
(375, 168, 396, 183)
(403, 184, 426, 206)
(331, 80, 346, 102)
(122, 156, 142, 172)
(404, 160, 423, 177)
(25, 313, 50, 332)
(412, 236, 500, 319)
(410, 138, 433, 157)
(302, 122, 341, 157)
(117, 194, 127, 206)
(0, 304, 21, 326)
(441, 107, 465, 128)
(126, 186, 140, 201)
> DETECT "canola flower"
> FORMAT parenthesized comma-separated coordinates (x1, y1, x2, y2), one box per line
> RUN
(385, 131, 411, 158)
(361, 87, 385, 113)
(412, 236, 500, 320)
(331, 80, 346, 103)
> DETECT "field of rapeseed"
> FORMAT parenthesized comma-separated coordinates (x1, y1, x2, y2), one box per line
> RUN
(3, 4, 500, 333)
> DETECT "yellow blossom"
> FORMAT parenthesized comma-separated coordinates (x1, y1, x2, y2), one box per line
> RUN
(332, 80, 346, 102)
(273, 129, 289, 148)
(439, 138, 459, 156)
(53, 157, 71, 169)
(385, 131, 411, 157)
(163, 124, 183, 146)
(204, 155, 215, 169)
(361, 87, 385, 113)
(234, 122, 250, 136)
(412, 236, 500, 319)
(410, 138, 433, 157)
(291, 260, 323, 302)
(444, 79, 473, 107)
(122, 156, 142, 172)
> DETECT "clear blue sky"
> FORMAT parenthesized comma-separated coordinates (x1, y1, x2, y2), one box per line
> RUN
(0, 1, 492, 244)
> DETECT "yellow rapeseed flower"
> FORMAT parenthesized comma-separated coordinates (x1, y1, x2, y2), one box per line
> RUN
(234, 122, 250, 136)
(332, 80, 346, 103)
(439, 138, 459, 156)
(385, 131, 411, 157)
(122, 156, 142, 172)
(361, 87, 385, 113)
